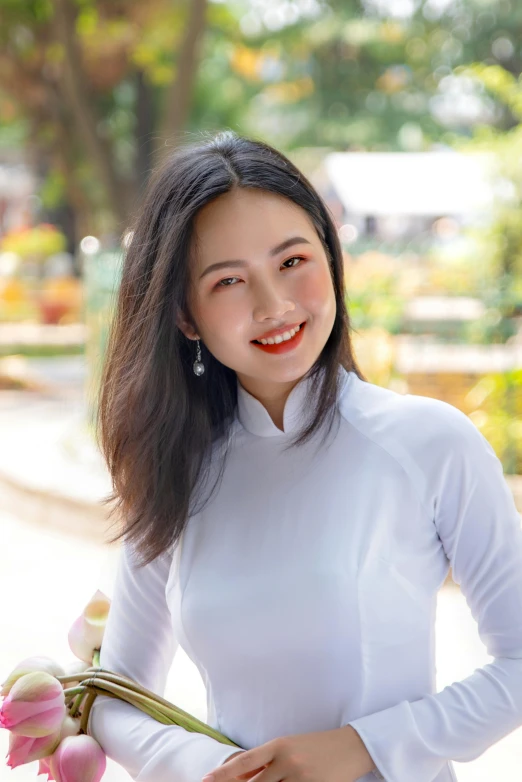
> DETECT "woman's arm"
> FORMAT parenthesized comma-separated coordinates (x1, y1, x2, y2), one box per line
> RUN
(87, 539, 242, 782)
(346, 402, 522, 781)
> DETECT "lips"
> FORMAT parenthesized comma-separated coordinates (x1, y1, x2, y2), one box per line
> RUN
(251, 322, 306, 344)
(251, 321, 306, 353)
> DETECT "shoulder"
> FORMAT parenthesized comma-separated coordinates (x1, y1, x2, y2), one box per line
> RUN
(340, 372, 483, 452)
(339, 372, 498, 514)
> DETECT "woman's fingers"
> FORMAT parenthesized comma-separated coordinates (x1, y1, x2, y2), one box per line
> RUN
(237, 765, 268, 779)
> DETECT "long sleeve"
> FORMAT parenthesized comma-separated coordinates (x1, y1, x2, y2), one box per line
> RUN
(87, 538, 244, 782)
(347, 402, 522, 782)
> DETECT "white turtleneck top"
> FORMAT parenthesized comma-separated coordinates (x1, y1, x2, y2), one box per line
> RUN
(88, 366, 522, 782)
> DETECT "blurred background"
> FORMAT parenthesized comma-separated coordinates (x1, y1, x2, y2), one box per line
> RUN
(0, 0, 521, 779)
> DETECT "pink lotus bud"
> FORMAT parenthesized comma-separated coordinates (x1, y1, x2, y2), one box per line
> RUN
(37, 756, 55, 780)
(7, 727, 61, 768)
(67, 617, 95, 664)
(32, 713, 80, 777)
(82, 590, 111, 648)
(59, 714, 81, 740)
(67, 590, 110, 663)
(1, 657, 65, 697)
(49, 734, 106, 782)
(61, 661, 91, 689)
(0, 671, 65, 737)
(5, 712, 81, 769)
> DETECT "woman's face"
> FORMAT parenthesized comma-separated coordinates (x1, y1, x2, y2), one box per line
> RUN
(179, 187, 337, 399)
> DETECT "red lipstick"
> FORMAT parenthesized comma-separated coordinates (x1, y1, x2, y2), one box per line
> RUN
(251, 322, 306, 354)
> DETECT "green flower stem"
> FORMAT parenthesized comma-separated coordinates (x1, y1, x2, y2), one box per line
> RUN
(79, 687, 174, 727)
(69, 691, 86, 717)
(58, 674, 98, 685)
(85, 678, 205, 729)
(58, 671, 138, 687)
(63, 686, 83, 697)
(86, 670, 204, 723)
(86, 676, 173, 713)
(60, 671, 204, 724)
(76, 674, 240, 748)
(79, 690, 97, 735)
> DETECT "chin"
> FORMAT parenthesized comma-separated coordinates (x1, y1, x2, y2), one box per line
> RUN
(259, 358, 317, 384)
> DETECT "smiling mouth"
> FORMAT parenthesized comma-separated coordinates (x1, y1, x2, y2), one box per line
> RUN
(252, 322, 306, 345)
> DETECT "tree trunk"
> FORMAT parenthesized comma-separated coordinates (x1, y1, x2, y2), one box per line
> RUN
(156, 0, 209, 164)
(51, 0, 130, 228)
(135, 69, 156, 195)
(44, 76, 96, 243)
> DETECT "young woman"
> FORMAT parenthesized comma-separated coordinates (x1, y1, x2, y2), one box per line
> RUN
(88, 131, 522, 782)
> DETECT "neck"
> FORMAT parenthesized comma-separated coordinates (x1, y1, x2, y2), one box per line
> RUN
(235, 374, 302, 432)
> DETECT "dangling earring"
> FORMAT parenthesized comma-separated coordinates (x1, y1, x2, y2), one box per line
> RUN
(193, 338, 205, 376)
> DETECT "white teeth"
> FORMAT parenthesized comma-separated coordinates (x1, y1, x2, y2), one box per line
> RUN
(258, 324, 301, 345)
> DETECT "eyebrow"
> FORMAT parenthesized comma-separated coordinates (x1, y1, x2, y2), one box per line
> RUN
(198, 236, 312, 280)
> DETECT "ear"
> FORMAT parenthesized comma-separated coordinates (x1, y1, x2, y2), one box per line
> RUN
(176, 309, 199, 341)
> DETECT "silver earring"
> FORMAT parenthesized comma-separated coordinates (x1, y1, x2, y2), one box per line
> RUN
(193, 339, 205, 376)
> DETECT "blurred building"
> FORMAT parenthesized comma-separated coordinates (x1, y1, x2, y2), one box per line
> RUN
(312, 151, 496, 250)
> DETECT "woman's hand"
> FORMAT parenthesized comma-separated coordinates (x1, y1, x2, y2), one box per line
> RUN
(220, 750, 268, 780)
(204, 726, 376, 782)
(222, 753, 244, 763)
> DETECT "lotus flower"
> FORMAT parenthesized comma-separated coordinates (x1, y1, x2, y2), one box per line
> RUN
(6, 711, 82, 770)
(32, 715, 80, 778)
(49, 734, 106, 782)
(0, 671, 65, 737)
(68, 590, 111, 664)
(1, 657, 65, 697)
(37, 756, 55, 780)
(66, 617, 95, 664)
(7, 729, 61, 768)
(58, 715, 82, 739)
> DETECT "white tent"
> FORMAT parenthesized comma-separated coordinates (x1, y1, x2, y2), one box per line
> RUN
(321, 151, 496, 217)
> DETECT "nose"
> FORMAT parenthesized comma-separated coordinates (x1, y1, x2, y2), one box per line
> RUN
(251, 277, 296, 322)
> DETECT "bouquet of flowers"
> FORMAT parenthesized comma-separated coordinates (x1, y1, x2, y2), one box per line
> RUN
(0, 590, 241, 780)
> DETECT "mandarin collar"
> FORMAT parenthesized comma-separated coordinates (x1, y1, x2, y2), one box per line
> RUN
(236, 365, 350, 438)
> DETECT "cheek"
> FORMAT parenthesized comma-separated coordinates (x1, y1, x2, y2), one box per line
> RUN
(194, 291, 247, 342)
(297, 264, 335, 313)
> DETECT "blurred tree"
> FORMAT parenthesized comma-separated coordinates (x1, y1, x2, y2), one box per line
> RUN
(1, 0, 522, 235)
(0, 0, 215, 236)
(231, 0, 522, 149)
(449, 61, 522, 341)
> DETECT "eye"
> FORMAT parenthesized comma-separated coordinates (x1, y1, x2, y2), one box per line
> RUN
(216, 276, 241, 287)
(281, 255, 305, 269)
(214, 256, 305, 288)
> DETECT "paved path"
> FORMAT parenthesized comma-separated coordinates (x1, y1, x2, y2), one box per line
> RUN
(1, 504, 522, 781)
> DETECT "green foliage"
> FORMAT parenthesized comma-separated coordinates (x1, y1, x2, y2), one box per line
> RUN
(443, 62, 522, 343)
(40, 169, 67, 211)
(3, 0, 522, 227)
(0, 117, 27, 149)
(467, 370, 522, 475)
(0, 344, 85, 358)
(344, 253, 407, 333)
(348, 290, 405, 333)
(0, 0, 52, 31)
(129, 6, 187, 86)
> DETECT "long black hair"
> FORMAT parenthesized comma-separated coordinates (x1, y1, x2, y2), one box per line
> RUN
(96, 130, 366, 567)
